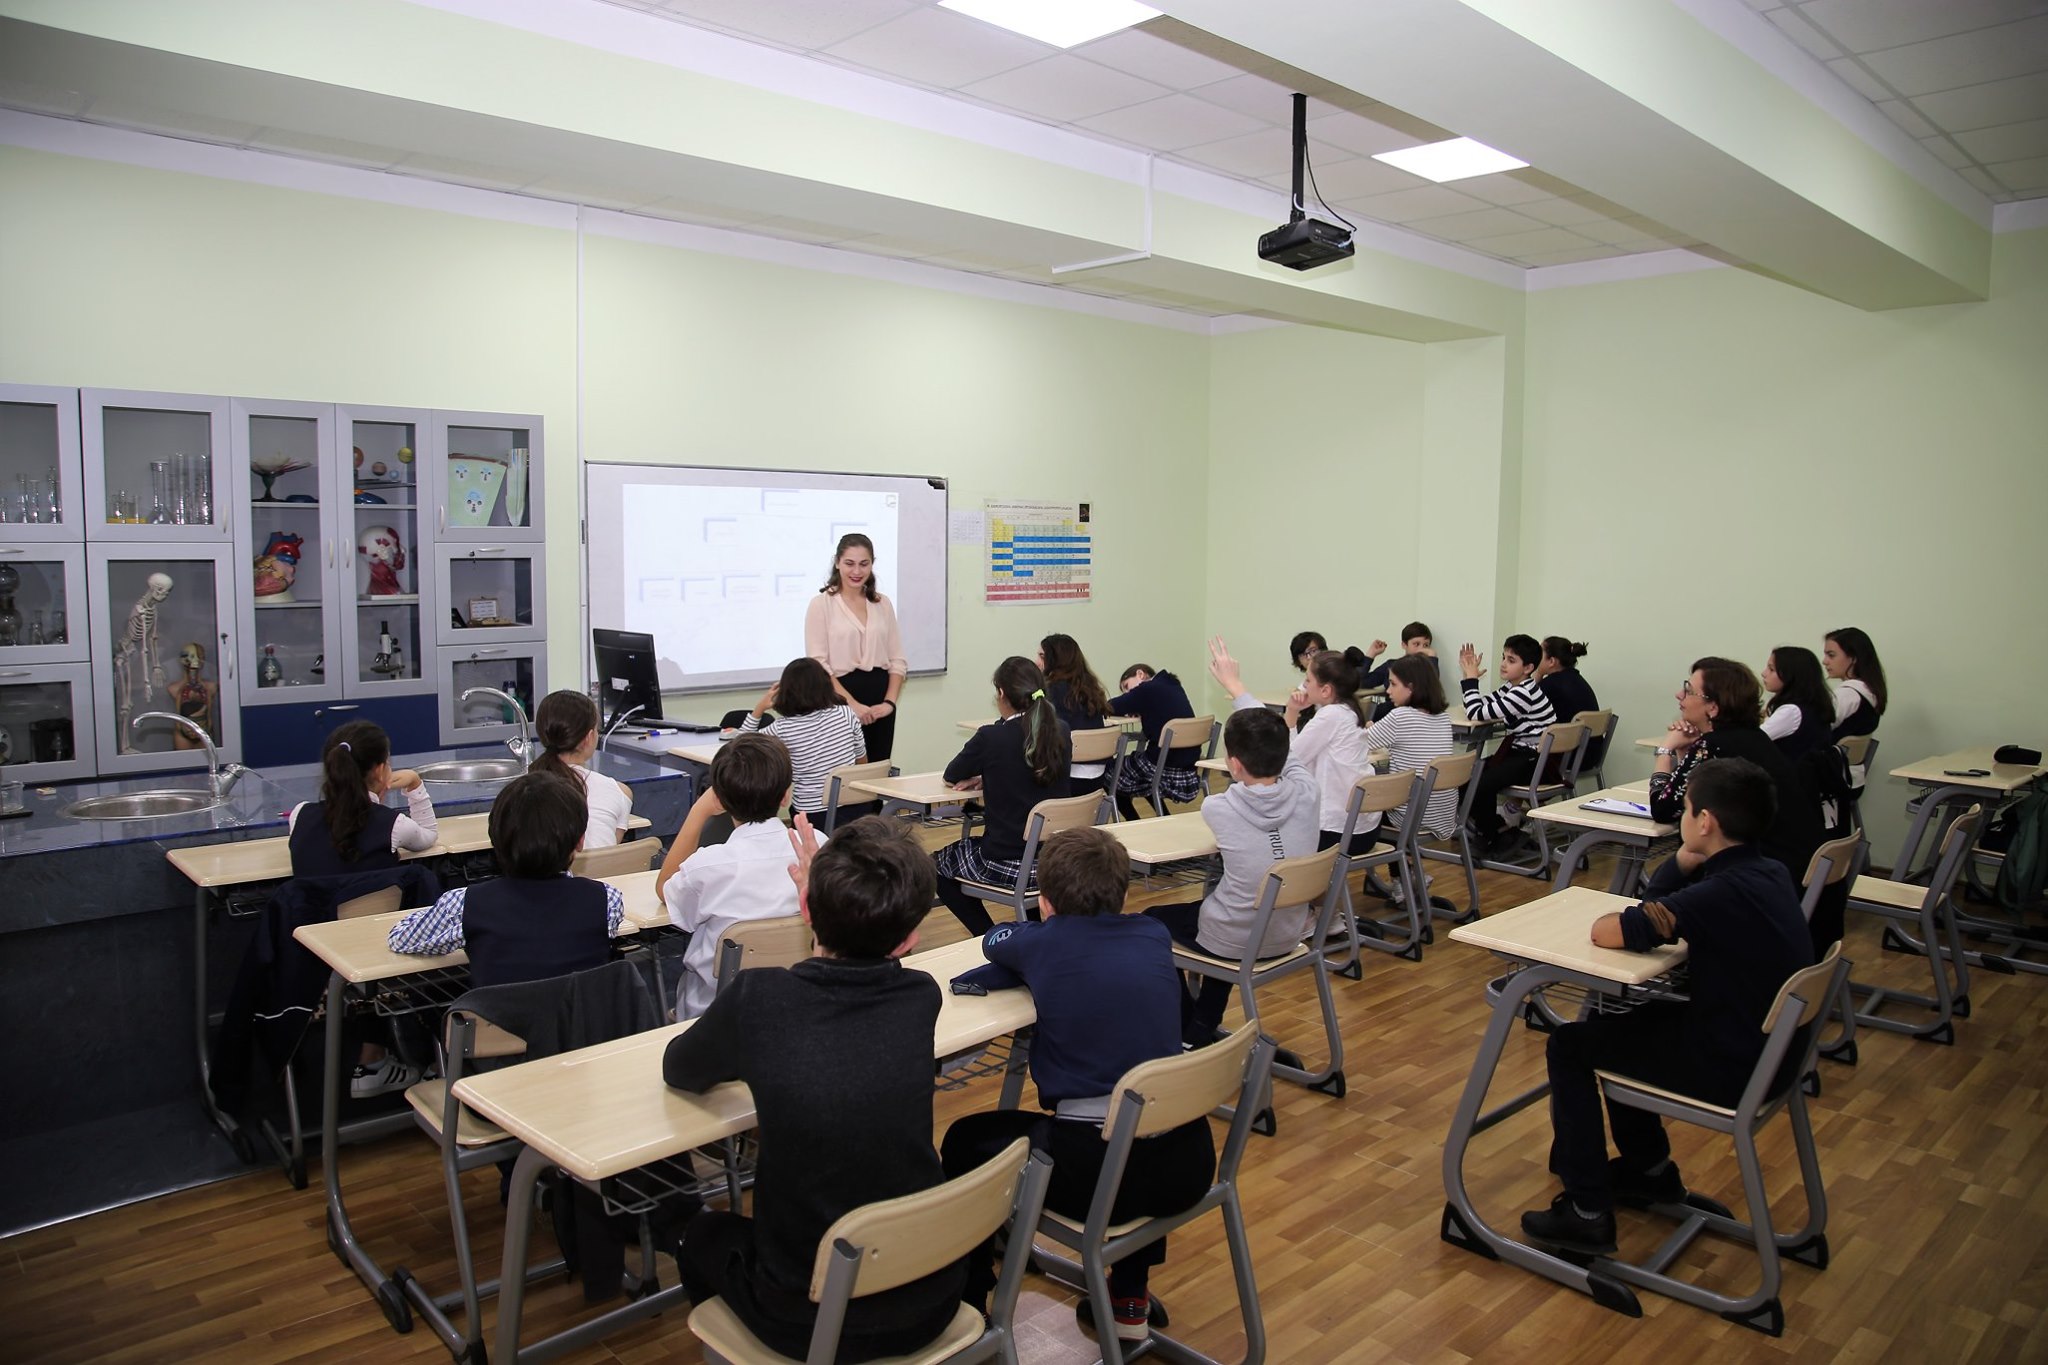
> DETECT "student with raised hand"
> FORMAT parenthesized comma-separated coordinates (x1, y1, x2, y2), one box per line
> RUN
(1211, 640, 1377, 854)
(1458, 633, 1557, 853)
(1109, 660, 1201, 820)
(665, 817, 964, 1362)
(738, 657, 866, 822)
(528, 690, 633, 848)
(1520, 758, 1812, 1256)
(934, 657, 1072, 936)
(1760, 646, 1835, 761)
(939, 827, 1214, 1346)
(1359, 621, 1436, 694)
(1823, 626, 1887, 788)
(1038, 633, 1112, 798)
(1363, 655, 1459, 841)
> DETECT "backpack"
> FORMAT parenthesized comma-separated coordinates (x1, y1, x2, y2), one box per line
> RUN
(1993, 792, 2048, 915)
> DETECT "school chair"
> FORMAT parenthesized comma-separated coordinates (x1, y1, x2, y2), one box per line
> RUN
(1144, 714, 1217, 818)
(1169, 846, 1347, 1131)
(1414, 749, 1486, 924)
(1328, 771, 1432, 969)
(1836, 735, 1879, 848)
(714, 916, 815, 995)
(821, 759, 896, 834)
(1841, 805, 1981, 1046)
(571, 838, 663, 878)
(951, 792, 1107, 925)
(1569, 709, 1618, 792)
(1797, 832, 1864, 1085)
(1479, 721, 1589, 878)
(1029, 1024, 1279, 1365)
(1070, 725, 1128, 823)
(1588, 945, 1846, 1338)
(688, 1138, 1052, 1365)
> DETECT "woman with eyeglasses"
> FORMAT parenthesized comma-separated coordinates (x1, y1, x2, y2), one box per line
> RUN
(1648, 657, 1820, 879)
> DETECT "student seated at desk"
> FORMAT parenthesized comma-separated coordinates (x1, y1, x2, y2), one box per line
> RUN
(1210, 640, 1378, 854)
(1458, 633, 1558, 853)
(1038, 633, 1112, 799)
(940, 827, 1215, 1344)
(529, 690, 633, 848)
(1145, 640, 1320, 1049)
(1111, 661, 1200, 820)
(1823, 626, 1887, 789)
(1359, 620, 1436, 703)
(664, 817, 963, 1362)
(657, 732, 813, 1019)
(1536, 636, 1601, 778)
(1521, 758, 1813, 1255)
(1364, 655, 1459, 841)
(386, 775, 624, 988)
(1760, 646, 1834, 761)
(738, 657, 867, 822)
(935, 657, 1071, 937)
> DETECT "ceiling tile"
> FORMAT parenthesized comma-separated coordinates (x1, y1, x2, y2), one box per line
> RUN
(958, 55, 1169, 123)
(1856, 16, 2048, 98)
(1957, 165, 2007, 194)
(1455, 173, 1558, 206)
(750, 215, 866, 244)
(1303, 110, 1423, 158)
(1271, 154, 1420, 201)
(0, 77, 89, 117)
(1911, 71, 2048, 132)
(649, 0, 918, 51)
(1919, 134, 1975, 168)
(1460, 225, 1607, 258)
(1069, 27, 1248, 90)
(822, 6, 1050, 90)
(1398, 206, 1548, 242)
(1791, 0, 2048, 55)
(1876, 98, 1940, 140)
(1190, 71, 1314, 123)
(1953, 117, 2048, 163)
(1339, 185, 1491, 223)
(1516, 195, 1626, 227)
(1766, 8, 1845, 62)
(1824, 57, 1894, 102)
(634, 197, 766, 228)
(1170, 125, 1347, 177)
(1075, 92, 1267, 151)
(246, 127, 410, 168)
(77, 100, 263, 148)
(1985, 155, 2048, 191)
(1519, 244, 1632, 267)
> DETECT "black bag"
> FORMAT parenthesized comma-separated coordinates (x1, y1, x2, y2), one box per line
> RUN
(1993, 792, 2048, 915)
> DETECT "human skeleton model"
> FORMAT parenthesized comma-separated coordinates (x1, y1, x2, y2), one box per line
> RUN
(114, 572, 174, 751)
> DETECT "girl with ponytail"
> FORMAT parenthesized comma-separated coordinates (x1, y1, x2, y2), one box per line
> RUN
(287, 720, 437, 874)
(529, 689, 634, 847)
(934, 657, 1073, 935)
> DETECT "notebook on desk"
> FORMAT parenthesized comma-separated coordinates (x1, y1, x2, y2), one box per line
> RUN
(1581, 797, 1652, 818)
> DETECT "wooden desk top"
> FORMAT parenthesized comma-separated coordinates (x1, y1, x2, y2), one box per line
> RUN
(1525, 785, 1678, 837)
(845, 771, 983, 807)
(1107, 812, 1217, 865)
(957, 715, 1139, 734)
(1889, 747, 2047, 793)
(1450, 713, 1497, 731)
(599, 868, 670, 932)
(668, 741, 725, 767)
(1634, 736, 1663, 751)
(1196, 751, 1387, 776)
(168, 812, 652, 889)
(452, 938, 1035, 1183)
(1449, 886, 1685, 986)
(1612, 778, 1653, 798)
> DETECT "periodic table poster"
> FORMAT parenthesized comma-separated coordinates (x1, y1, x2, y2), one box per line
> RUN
(984, 499, 1092, 606)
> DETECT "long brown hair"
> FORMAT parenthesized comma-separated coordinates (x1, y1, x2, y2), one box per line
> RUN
(530, 690, 598, 785)
(1307, 649, 1368, 727)
(994, 656, 1066, 786)
(820, 532, 879, 602)
(1039, 633, 1109, 720)
(1387, 655, 1446, 715)
(1825, 627, 1888, 713)
(320, 720, 390, 860)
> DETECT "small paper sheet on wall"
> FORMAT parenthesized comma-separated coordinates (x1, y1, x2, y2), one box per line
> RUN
(948, 509, 985, 545)
(985, 499, 1092, 606)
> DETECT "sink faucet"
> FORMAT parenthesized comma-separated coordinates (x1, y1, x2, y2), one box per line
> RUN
(132, 711, 248, 800)
(462, 687, 533, 769)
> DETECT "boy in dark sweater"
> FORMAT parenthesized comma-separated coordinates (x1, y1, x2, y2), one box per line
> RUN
(1522, 757, 1815, 1255)
(940, 827, 1216, 1344)
(663, 816, 962, 1361)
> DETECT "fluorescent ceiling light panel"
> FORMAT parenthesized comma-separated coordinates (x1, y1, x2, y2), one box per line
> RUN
(1373, 137, 1529, 183)
(939, 0, 1162, 49)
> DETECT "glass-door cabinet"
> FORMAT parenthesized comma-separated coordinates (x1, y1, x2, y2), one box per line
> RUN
(87, 545, 242, 775)
(430, 410, 543, 544)
(435, 641, 545, 747)
(231, 399, 344, 705)
(0, 544, 87, 667)
(80, 389, 233, 544)
(0, 384, 84, 543)
(0, 662, 95, 783)
(335, 405, 434, 698)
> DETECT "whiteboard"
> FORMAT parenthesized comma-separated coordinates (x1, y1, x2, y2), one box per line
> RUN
(584, 463, 948, 693)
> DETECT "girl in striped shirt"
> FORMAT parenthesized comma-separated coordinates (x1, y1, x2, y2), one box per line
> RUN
(1364, 654, 1459, 839)
(740, 657, 868, 820)
(1459, 633, 1558, 851)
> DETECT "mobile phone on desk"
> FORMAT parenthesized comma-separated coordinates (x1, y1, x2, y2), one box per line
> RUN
(1943, 768, 1991, 777)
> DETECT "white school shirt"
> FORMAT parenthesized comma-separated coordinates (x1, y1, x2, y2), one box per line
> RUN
(288, 784, 438, 853)
(1291, 702, 1379, 834)
(804, 591, 908, 677)
(1831, 680, 1879, 785)
(572, 765, 633, 849)
(664, 821, 821, 1019)
(1760, 704, 1804, 743)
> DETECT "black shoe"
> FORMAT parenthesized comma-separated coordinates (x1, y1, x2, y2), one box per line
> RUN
(1077, 1293, 1169, 1341)
(1608, 1158, 1686, 1210)
(1271, 1046, 1305, 1072)
(1519, 1193, 1617, 1255)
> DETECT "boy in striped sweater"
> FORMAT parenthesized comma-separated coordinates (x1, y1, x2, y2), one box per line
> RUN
(1460, 633, 1557, 852)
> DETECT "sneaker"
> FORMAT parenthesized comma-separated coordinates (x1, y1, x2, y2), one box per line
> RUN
(1076, 1294, 1159, 1343)
(350, 1056, 419, 1098)
(1518, 1193, 1617, 1255)
(1609, 1157, 1687, 1210)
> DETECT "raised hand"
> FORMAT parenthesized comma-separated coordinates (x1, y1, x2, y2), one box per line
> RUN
(1208, 635, 1246, 696)
(1459, 643, 1486, 681)
(785, 812, 821, 912)
(1367, 638, 1388, 658)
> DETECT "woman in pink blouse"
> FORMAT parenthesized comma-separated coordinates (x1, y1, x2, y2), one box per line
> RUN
(803, 533, 907, 760)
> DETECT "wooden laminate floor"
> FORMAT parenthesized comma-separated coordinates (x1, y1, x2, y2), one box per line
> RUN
(3, 853, 2044, 1363)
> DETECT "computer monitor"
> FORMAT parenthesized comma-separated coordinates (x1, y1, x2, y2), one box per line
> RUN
(592, 628, 664, 731)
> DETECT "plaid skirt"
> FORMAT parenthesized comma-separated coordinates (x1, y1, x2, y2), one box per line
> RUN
(1118, 751, 1203, 805)
(935, 835, 1029, 891)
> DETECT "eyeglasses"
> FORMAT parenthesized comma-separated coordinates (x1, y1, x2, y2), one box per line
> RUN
(1679, 679, 1699, 698)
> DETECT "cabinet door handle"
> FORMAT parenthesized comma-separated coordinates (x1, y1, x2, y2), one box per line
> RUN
(468, 649, 507, 659)
(317, 704, 361, 719)
(439, 505, 447, 534)
(469, 547, 506, 557)
(0, 670, 30, 679)
(0, 547, 22, 555)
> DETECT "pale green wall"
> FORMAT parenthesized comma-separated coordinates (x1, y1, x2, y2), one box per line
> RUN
(1518, 228, 2048, 863)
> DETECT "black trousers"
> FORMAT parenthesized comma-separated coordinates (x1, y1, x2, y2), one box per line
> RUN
(1472, 746, 1539, 838)
(1545, 1004, 1752, 1213)
(841, 666, 896, 762)
(936, 876, 1040, 938)
(1143, 902, 1299, 1047)
(939, 1110, 1215, 1304)
(1317, 825, 1386, 856)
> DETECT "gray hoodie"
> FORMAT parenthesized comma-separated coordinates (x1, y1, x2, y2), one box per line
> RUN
(1196, 695, 1325, 960)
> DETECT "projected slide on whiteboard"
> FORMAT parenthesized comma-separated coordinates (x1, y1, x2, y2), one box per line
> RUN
(586, 465, 948, 693)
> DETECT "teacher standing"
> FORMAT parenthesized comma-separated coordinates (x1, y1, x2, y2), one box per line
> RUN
(804, 533, 907, 761)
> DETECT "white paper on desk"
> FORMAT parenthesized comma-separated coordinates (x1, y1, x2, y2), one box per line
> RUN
(1582, 798, 1652, 817)
(948, 509, 985, 545)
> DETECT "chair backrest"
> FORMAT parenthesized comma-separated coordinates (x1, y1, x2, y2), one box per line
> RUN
(1427, 747, 1477, 793)
(1028, 790, 1109, 839)
(1802, 831, 1863, 891)
(1102, 1020, 1260, 1138)
(1259, 845, 1343, 914)
(570, 839, 661, 878)
(1572, 709, 1615, 746)
(1838, 735, 1876, 768)
(1924, 805, 1985, 903)
(446, 1007, 528, 1061)
(811, 1137, 1032, 1300)
(337, 885, 403, 919)
(1529, 722, 1587, 789)
(1765, 942, 1846, 1033)
(1160, 714, 1214, 757)
(1348, 770, 1418, 820)
(715, 914, 813, 994)
(823, 759, 895, 833)
(1068, 726, 1123, 764)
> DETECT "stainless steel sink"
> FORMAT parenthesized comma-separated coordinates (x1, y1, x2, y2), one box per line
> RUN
(63, 790, 224, 820)
(414, 758, 526, 784)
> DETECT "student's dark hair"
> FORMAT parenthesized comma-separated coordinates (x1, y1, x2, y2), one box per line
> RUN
(773, 656, 839, 717)
(804, 816, 933, 959)
(820, 532, 879, 602)
(319, 720, 391, 861)
(1223, 706, 1290, 779)
(1307, 649, 1368, 727)
(488, 773, 587, 878)
(710, 732, 792, 824)
(994, 656, 1066, 786)
(1683, 757, 1776, 845)
(1402, 621, 1432, 646)
(1691, 656, 1764, 729)
(530, 690, 598, 785)
(1035, 827, 1129, 919)
(1541, 636, 1588, 668)
(1119, 662, 1154, 686)
(1765, 645, 1832, 722)
(1502, 633, 1543, 669)
(1387, 654, 1447, 714)
(1039, 633, 1109, 720)
(1288, 630, 1327, 670)
(1825, 627, 1887, 714)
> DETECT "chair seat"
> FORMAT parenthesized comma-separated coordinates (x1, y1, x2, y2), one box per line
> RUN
(1172, 943, 1310, 973)
(1527, 783, 1569, 800)
(956, 880, 1034, 902)
(688, 1297, 984, 1365)
(1595, 1069, 1736, 1118)
(1042, 1208, 1151, 1239)
(405, 1079, 513, 1148)
(1849, 875, 1928, 911)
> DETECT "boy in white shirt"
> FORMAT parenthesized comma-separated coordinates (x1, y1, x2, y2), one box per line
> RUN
(657, 732, 818, 1018)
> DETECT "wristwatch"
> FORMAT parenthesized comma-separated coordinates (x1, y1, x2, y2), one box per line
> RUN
(1654, 746, 1674, 757)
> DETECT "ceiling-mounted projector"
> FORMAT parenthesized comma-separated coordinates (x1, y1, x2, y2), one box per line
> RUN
(1259, 92, 1354, 270)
